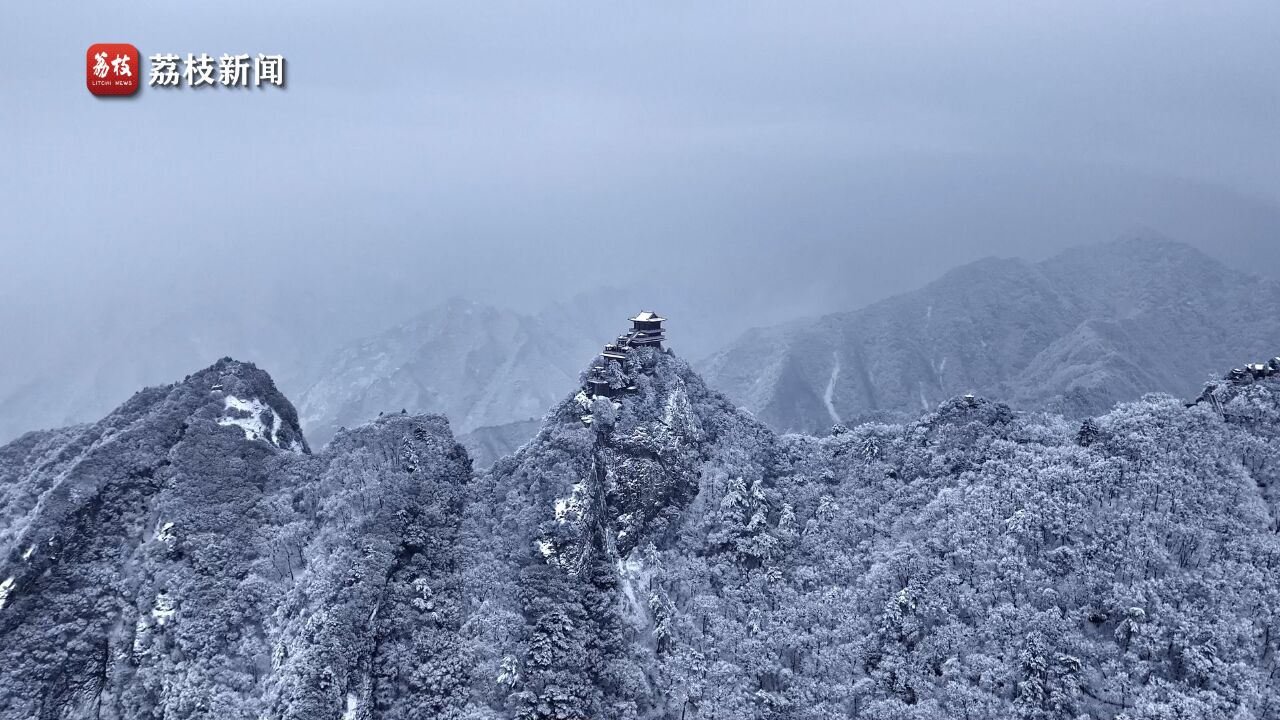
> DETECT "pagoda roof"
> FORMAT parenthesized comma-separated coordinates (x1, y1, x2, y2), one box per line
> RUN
(631, 311, 665, 322)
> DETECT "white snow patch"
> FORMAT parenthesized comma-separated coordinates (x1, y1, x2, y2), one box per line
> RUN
(497, 654, 520, 687)
(132, 617, 149, 654)
(157, 522, 177, 545)
(342, 692, 358, 720)
(0, 577, 14, 610)
(21, 546, 33, 561)
(616, 557, 654, 630)
(151, 592, 176, 625)
(823, 352, 842, 425)
(662, 386, 688, 426)
(554, 482, 587, 524)
(219, 396, 282, 445)
(574, 391, 592, 411)
(536, 540, 554, 558)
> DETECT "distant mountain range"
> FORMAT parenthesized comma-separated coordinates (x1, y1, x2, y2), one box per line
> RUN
(702, 238, 1280, 433)
(294, 298, 599, 447)
(457, 418, 543, 468)
(0, 303, 343, 446)
(4, 238, 1276, 461)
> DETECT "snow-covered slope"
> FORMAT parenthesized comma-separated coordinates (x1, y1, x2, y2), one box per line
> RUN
(464, 341, 1280, 718)
(4, 344, 1280, 717)
(0, 358, 472, 719)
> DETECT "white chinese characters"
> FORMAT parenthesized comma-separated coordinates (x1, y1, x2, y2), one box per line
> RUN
(219, 54, 250, 87)
(111, 54, 132, 78)
(184, 53, 216, 87)
(93, 52, 132, 79)
(149, 55, 180, 87)
(147, 53, 286, 88)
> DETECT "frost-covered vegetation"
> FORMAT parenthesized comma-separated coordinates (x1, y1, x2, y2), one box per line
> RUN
(1, 347, 1279, 719)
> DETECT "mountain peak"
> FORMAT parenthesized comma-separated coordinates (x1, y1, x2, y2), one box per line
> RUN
(174, 357, 309, 454)
(494, 314, 772, 567)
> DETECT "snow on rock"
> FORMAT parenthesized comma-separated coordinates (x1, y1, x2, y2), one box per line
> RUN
(219, 396, 277, 443)
(617, 556, 655, 632)
(217, 395, 298, 450)
(823, 351, 842, 425)
(20, 546, 33, 561)
(0, 576, 14, 610)
(553, 482, 587, 524)
(342, 692, 359, 720)
(151, 592, 176, 625)
(132, 617, 149, 654)
(660, 382, 696, 442)
(156, 521, 177, 546)
(497, 654, 520, 688)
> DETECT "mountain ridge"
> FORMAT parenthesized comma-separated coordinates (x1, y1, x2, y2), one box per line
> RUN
(3, 342, 1280, 716)
(702, 238, 1280, 433)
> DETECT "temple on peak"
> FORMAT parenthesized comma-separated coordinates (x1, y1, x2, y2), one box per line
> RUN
(626, 311, 666, 348)
(584, 311, 666, 399)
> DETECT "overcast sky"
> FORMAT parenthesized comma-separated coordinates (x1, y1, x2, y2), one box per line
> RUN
(2, 1, 1279, 367)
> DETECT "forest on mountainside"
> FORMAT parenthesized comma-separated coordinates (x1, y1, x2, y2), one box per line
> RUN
(1, 349, 1278, 719)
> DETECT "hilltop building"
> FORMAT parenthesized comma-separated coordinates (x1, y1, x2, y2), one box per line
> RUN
(584, 311, 666, 399)
(625, 311, 666, 348)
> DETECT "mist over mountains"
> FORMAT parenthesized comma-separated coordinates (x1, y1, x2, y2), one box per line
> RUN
(0, 276, 816, 452)
(4, 238, 1275, 469)
(704, 239, 1280, 433)
(8, 1, 1280, 714)
(295, 298, 596, 447)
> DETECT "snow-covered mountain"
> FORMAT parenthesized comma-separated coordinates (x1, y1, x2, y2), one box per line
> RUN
(702, 238, 1280, 434)
(292, 287, 795, 450)
(0, 358, 472, 719)
(417, 344, 1280, 717)
(3, 342, 1280, 717)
